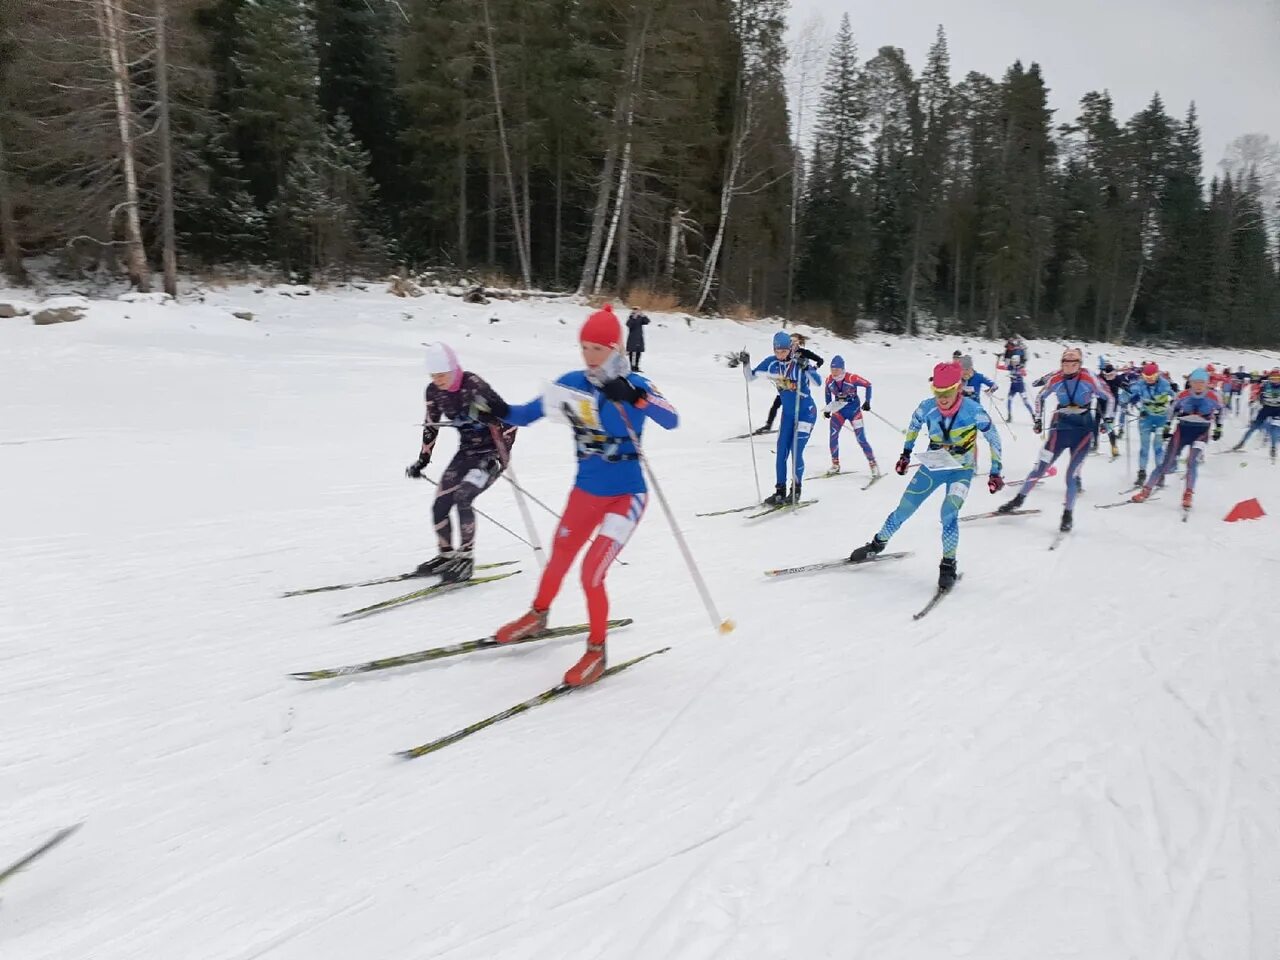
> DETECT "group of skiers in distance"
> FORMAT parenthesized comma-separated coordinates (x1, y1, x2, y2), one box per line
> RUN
(401, 304, 1280, 685)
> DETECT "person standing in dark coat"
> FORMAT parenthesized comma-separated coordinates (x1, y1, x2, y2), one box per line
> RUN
(626, 308, 650, 371)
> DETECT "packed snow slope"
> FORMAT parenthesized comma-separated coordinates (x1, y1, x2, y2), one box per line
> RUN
(2, 283, 1279, 960)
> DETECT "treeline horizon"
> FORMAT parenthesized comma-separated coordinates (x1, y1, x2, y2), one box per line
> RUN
(0, 1, 1276, 347)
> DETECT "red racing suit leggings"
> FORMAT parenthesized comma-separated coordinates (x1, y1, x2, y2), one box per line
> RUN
(534, 487, 647, 644)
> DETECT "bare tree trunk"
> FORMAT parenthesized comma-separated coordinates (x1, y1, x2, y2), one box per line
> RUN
(486, 152, 496, 266)
(96, 0, 150, 291)
(1104, 239, 1121, 341)
(615, 166, 632, 294)
(553, 140, 562, 288)
(577, 15, 648, 296)
(904, 210, 924, 337)
(154, 0, 177, 296)
(457, 97, 468, 269)
(479, 0, 530, 286)
(952, 239, 961, 322)
(594, 132, 633, 295)
(696, 92, 753, 312)
(521, 149, 531, 272)
(0, 124, 24, 282)
(665, 207, 682, 283)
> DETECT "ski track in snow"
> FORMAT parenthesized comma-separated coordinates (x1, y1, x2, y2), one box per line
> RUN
(2, 285, 1278, 960)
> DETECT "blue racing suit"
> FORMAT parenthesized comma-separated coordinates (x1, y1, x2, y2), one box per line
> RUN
(750, 354, 820, 486)
(873, 396, 1002, 560)
(1127, 376, 1174, 473)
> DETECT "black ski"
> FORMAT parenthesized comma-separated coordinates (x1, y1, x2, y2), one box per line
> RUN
(1095, 497, 1158, 510)
(859, 473, 884, 491)
(282, 561, 517, 598)
(337, 571, 520, 622)
(722, 428, 775, 441)
(0, 824, 82, 888)
(291, 619, 634, 680)
(913, 575, 963, 621)
(396, 646, 671, 759)
(958, 508, 1042, 522)
(764, 551, 912, 578)
(746, 499, 818, 520)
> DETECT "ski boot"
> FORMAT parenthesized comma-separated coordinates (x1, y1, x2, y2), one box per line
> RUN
(788, 481, 803, 505)
(1060, 509, 1073, 532)
(438, 550, 474, 584)
(869, 461, 882, 478)
(495, 606, 549, 645)
(996, 493, 1026, 515)
(1182, 489, 1194, 509)
(826, 460, 841, 476)
(848, 535, 887, 563)
(1135, 468, 1146, 488)
(414, 551, 455, 577)
(564, 642, 606, 687)
(1110, 441, 1120, 459)
(938, 557, 958, 591)
(1131, 488, 1152, 504)
(753, 424, 774, 436)
(762, 483, 787, 507)
(1231, 441, 1245, 452)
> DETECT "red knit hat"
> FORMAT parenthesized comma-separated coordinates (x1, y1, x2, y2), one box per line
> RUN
(579, 304, 622, 348)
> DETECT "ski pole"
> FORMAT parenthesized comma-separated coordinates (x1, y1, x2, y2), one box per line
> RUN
(419, 476, 537, 554)
(614, 403, 734, 635)
(867, 409, 905, 435)
(983, 393, 1017, 441)
(500, 471, 628, 566)
(741, 347, 763, 502)
(489, 428, 547, 571)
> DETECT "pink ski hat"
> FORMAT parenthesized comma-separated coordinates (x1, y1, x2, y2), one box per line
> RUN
(932, 361, 963, 390)
(424, 342, 463, 392)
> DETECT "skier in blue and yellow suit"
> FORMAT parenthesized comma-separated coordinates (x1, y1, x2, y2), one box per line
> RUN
(847, 362, 1004, 591)
(745, 330, 821, 505)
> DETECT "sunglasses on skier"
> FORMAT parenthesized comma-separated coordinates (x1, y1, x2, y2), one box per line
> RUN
(932, 383, 960, 405)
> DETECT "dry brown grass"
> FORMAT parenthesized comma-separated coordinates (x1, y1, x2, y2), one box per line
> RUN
(724, 302, 759, 322)
(623, 287, 683, 313)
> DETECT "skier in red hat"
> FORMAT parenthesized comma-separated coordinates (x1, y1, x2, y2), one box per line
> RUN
(494, 304, 679, 686)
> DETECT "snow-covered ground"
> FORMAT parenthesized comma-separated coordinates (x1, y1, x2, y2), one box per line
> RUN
(2, 282, 1278, 960)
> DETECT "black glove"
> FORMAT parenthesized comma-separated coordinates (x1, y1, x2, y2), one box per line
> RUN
(862, 400, 871, 412)
(796, 347, 824, 368)
(823, 411, 831, 419)
(1033, 417, 1043, 434)
(1162, 424, 1172, 440)
(1212, 424, 1222, 441)
(405, 456, 429, 479)
(736, 350, 750, 366)
(601, 377, 647, 405)
(894, 451, 911, 476)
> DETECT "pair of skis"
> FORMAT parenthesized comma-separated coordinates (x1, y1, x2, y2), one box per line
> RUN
(282, 563, 522, 622)
(696, 499, 818, 519)
(291, 617, 667, 759)
(763, 550, 957, 619)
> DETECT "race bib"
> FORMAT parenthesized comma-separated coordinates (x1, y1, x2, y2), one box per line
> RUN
(917, 448, 962, 471)
(542, 381, 601, 429)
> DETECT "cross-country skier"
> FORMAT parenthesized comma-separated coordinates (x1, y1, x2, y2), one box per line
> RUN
(1127, 361, 1174, 487)
(744, 330, 821, 505)
(1132, 368, 1223, 508)
(1097, 364, 1124, 458)
(493, 305, 679, 687)
(823, 355, 878, 476)
(405, 343, 517, 583)
(996, 355, 1035, 421)
(846, 362, 1003, 590)
(1230, 367, 1280, 453)
(753, 334, 821, 434)
(997, 347, 1114, 532)
(959, 355, 997, 401)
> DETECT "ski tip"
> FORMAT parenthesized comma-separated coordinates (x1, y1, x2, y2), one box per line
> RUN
(718, 619, 736, 635)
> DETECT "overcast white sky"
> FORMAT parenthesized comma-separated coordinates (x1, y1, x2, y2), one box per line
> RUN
(789, 0, 1280, 175)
